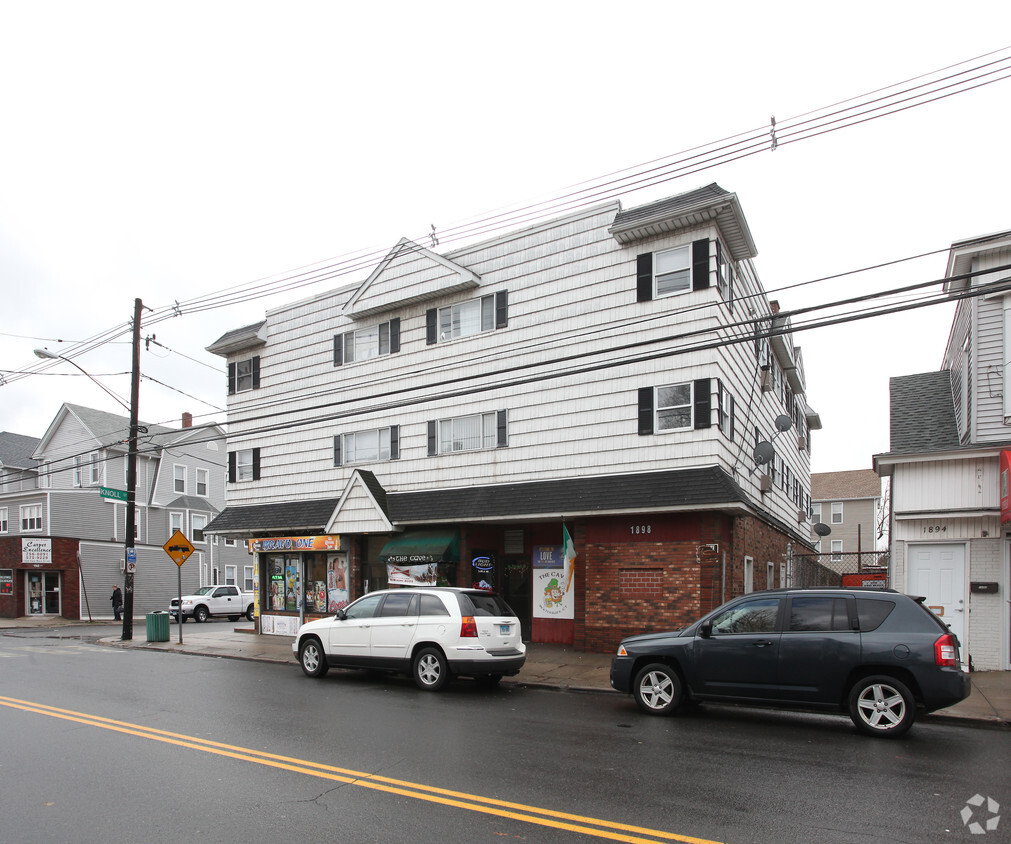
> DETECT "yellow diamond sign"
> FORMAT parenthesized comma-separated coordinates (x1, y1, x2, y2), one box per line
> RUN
(163, 529, 195, 567)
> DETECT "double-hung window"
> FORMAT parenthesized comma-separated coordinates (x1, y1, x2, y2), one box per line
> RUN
(173, 465, 186, 494)
(718, 380, 735, 440)
(21, 504, 43, 532)
(428, 411, 508, 454)
(831, 502, 844, 524)
(192, 514, 207, 543)
(716, 240, 734, 310)
(89, 452, 101, 485)
(427, 291, 508, 344)
(334, 426, 400, 465)
(654, 246, 692, 296)
(195, 468, 208, 497)
(228, 356, 260, 394)
(638, 379, 712, 435)
(74, 455, 83, 487)
(636, 240, 709, 302)
(0, 507, 8, 533)
(334, 319, 400, 365)
(228, 448, 260, 482)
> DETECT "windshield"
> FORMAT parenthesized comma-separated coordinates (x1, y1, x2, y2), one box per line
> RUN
(194, 586, 215, 595)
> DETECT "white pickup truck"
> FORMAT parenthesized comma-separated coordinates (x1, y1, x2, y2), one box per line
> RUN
(169, 585, 254, 623)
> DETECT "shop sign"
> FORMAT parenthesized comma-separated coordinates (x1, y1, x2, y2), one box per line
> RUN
(388, 563, 438, 586)
(22, 538, 52, 566)
(248, 535, 341, 553)
(532, 545, 574, 620)
(0, 569, 13, 595)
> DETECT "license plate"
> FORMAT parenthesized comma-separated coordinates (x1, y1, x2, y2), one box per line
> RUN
(499, 624, 510, 635)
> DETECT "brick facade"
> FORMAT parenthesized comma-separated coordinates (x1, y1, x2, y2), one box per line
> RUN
(0, 536, 81, 619)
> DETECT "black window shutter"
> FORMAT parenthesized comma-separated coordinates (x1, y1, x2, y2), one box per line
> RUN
(637, 387, 654, 435)
(228, 451, 236, 483)
(636, 253, 653, 302)
(227, 362, 236, 395)
(495, 291, 509, 329)
(729, 394, 736, 442)
(251, 356, 261, 389)
(427, 421, 437, 455)
(692, 240, 709, 291)
(426, 309, 438, 345)
(251, 447, 260, 481)
(496, 410, 508, 447)
(718, 380, 725, 430)
(694, 378, 711, 429)
(333, 435, 342, 466)
(389, 318, 400, 354)
(333, 334, 343, 367)
(390, 425, 400, 460)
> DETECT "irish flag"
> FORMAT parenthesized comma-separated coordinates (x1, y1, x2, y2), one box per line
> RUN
(563, 524, 576, 593)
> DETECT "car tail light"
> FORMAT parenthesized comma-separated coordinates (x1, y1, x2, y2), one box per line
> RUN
(460, 616, 478, 638)
(934, 633, 957, 667)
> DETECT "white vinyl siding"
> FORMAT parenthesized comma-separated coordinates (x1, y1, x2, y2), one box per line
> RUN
(217, 201, 814, 530)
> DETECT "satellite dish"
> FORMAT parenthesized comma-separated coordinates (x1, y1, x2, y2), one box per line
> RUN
(753, 441, 775, 466)
(774, 414, 793, 432)
(813, 522, 832, 537)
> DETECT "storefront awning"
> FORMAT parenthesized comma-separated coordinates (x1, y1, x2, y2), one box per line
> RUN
(377, 530, 459, 564)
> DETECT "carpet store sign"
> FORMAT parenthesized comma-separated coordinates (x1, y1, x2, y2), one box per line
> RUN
(22, 538, 52, 565)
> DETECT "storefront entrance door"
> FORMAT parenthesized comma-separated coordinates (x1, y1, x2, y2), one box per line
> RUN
(26, 572, 61, 615)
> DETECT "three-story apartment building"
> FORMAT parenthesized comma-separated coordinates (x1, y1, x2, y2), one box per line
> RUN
(207, 184, 821, 650)
(875, 229, 1011, 670)
(0, 404, 249, 619)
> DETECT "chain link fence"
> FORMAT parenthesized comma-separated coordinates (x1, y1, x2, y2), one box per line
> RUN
(790, 551, 889, 588)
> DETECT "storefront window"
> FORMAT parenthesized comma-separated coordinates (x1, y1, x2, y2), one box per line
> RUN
(304, 553, 327, 615)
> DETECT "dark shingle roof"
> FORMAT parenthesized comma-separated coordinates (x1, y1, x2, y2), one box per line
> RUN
(387, 466, 750, 521)
(887, 371, 961, 455)
(0, 432, 42, 469)
(206, 498, 341, 534)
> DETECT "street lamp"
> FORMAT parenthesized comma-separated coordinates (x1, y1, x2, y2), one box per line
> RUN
(34, 301, 143, 640)
(33, 349, 131, 413)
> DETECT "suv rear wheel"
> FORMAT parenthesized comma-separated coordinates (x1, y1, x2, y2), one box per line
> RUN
(413, 647, 449, 691)
(848, 675, 915, 738)
(633, 663, 683, 715)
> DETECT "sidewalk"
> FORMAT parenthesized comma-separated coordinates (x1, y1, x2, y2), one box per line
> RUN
(3, 615, 1009, 729)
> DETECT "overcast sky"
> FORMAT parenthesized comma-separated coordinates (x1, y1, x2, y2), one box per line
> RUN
(2, 1, 1009, 475)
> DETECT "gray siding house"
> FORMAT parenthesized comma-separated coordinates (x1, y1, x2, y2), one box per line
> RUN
(0, 404, 249, 619)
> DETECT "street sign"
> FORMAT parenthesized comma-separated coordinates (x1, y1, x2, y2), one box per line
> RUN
(163, 530, 195, 567)
(100, 486, 128, 502)
(126, 547, 137, 573)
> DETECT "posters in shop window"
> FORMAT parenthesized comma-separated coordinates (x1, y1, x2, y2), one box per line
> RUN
(327, 554, 349, 612)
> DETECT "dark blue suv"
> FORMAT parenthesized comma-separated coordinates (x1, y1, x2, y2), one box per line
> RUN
(609, 588, 971, 737)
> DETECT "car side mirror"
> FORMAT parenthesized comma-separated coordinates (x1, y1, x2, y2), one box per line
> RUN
(699, 622, 713, 638)
(335, 609, 346, 620)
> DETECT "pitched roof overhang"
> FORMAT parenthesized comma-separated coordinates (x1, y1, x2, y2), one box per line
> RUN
(608, 183, 758, 261)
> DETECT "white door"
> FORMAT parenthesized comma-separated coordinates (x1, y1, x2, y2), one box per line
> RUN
(908, 543, 966, 652)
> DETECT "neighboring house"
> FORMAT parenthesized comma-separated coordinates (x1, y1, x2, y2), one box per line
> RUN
(874, 229, 1011, 671)
(810, 469, 883, 563)
(0, 404, 250, 619)
(207, 183, 822, 650)
(0, 431, 40, 494)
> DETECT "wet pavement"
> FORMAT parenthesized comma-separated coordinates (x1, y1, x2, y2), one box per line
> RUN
(3, 615, 1009, 729)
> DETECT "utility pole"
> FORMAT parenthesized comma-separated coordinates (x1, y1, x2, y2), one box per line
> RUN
(121, 298, 143, 640)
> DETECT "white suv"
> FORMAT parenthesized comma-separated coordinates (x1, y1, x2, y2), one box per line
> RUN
(293, 587, 526, 691)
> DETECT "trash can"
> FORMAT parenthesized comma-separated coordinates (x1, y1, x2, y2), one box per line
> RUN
(146, 611, 170, 642)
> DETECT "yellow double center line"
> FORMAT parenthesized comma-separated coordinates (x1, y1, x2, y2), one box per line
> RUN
(0, 694, 722, 844)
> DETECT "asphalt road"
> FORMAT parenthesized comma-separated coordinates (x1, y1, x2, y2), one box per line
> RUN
(1, 627, 1007, 843)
